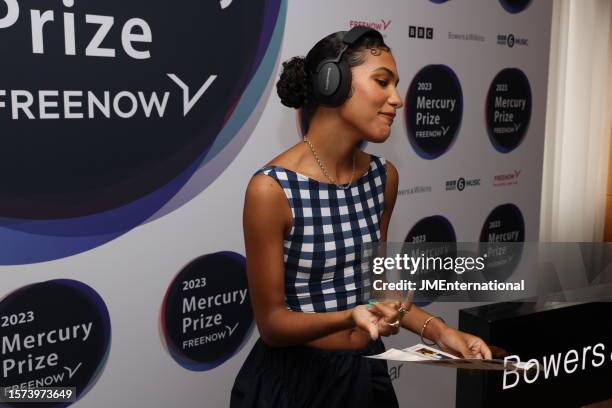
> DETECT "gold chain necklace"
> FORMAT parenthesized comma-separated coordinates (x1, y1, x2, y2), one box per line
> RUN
(303, 137, 356, 189)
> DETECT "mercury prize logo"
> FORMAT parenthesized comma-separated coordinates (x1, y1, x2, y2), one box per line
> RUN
(0, 279, 111, 406)
(0, 0, 284, 264)
(161, 252, 253, 371)
(405, 65, 463, 159)
(499, 0, 532, 14)
(486, 68, 532, 153)
(479, 203, 525, 282)
(404, 215, 457, 306)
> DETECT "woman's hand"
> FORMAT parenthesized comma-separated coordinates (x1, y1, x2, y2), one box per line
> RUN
(435, 327, 492, 359)
(351, 301, 407, 339)
(351, 305, 381, 340)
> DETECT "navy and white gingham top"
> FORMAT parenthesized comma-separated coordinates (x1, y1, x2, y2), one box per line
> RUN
(254, 155, 387, 313)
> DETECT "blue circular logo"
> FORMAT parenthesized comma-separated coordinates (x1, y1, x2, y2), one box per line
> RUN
(404, 215, 457, 306)
(0, 279, 111, 407)
(499, 0, 532, 14)
(479, 203, 525, 282)
(486, 68, 532, 153)
(161, 252, 253, 371)
(405, 65, 463, 160)
(0, 0, 285, 264)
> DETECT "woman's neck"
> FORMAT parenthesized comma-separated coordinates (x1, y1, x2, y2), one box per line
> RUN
(304, 110, 360, 175)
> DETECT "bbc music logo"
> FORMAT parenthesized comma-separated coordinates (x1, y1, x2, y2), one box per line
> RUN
(497, 33, 528, 48)
(445, 177, 481, 192)
(409, 26, 433, 40)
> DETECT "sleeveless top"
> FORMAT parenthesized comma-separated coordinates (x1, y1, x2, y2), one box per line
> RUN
(254, 155, 387, 313)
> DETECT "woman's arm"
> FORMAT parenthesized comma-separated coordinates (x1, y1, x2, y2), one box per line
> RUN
(244, 174, 399, 347)
(400, 307, 492, 359)
(377, 160, 411, 309)
(380, 160, 491, 358)
(379, 160, 399, 242)
(399, 305, 446, 341)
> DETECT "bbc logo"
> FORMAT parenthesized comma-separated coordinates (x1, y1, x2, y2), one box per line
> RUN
(409, 26, 433, 39)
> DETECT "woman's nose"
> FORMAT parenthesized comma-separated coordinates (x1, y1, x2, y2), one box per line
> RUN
(389, 89, 403, 109)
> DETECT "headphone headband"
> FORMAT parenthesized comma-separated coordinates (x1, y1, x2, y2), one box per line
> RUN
(331, 26, 381, 63)
(342, 26, 380, 45)
(310, 26, 384, 107)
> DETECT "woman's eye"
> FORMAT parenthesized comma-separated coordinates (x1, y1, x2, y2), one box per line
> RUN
(376, 79, 388, 87)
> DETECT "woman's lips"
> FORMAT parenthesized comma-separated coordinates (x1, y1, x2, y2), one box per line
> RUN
(379, 112, 395, 124)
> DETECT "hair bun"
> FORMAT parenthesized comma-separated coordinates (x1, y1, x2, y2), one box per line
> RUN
(276, 56, 310, 109)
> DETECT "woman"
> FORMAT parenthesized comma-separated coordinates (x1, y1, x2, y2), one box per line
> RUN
(231, 27, 492, 408)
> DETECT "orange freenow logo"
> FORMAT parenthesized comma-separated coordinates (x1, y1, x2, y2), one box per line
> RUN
(349, 19, 391, 34)
(493, 170, 522, 186)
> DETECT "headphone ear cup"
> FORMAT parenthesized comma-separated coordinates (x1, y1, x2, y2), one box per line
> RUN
(313, 60, 352, 107)
(315, 61, 341, 97)
(329, 60, 352, 107)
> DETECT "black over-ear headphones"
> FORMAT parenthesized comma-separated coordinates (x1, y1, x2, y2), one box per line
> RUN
(310, 26, 382, 107)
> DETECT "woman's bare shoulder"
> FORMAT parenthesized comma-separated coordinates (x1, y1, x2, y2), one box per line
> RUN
(245, 147, 298, 234)
(266, 143, 373, 176)
(246, 144, 304, 203)
(263, 142, 306, 169)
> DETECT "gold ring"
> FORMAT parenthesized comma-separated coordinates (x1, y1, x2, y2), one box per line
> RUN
(385, 320, 400, 328)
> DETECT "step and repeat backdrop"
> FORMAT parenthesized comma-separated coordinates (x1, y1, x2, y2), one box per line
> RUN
(0, 0, 551, 406)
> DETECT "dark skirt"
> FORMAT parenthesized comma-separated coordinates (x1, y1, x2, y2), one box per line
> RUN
(230, 337, 399, 408)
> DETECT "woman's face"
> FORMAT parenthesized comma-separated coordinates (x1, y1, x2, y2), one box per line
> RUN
(338, 49, 403, 143)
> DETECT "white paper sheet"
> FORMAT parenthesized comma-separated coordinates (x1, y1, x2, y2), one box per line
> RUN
(366, 344, 536, 371)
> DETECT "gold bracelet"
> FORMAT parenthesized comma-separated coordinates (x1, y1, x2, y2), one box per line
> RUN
(420, 316, 445, 346)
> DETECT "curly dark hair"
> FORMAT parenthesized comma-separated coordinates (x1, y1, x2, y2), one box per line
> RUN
(276, 30, 390, 119)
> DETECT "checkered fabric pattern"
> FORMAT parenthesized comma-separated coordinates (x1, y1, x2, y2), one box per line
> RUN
(254, 155, 387, 312)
